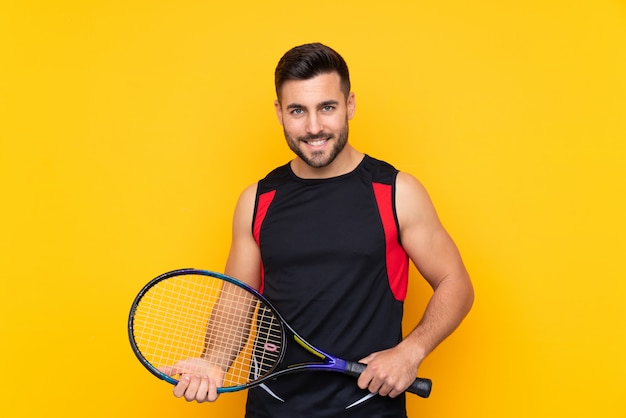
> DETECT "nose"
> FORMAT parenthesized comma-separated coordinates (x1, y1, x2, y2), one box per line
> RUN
(305, 113, 323, 134)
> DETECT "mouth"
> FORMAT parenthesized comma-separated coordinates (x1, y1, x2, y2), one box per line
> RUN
(301, 134, 332, 147)
(305, 138, 328, 147)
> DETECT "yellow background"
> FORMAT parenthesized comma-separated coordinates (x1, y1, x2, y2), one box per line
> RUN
(1, 0, 625, 417)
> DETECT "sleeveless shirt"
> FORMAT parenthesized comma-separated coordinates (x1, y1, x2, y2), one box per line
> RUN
(245, 155, 410, 418)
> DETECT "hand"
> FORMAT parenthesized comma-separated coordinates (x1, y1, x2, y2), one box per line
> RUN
(159, 358, 225, 403)
(357, 344, 421, 398)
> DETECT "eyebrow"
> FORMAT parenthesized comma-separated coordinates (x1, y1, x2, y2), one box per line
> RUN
(285, 100, 340, 110)
(318, 100, 340, 108)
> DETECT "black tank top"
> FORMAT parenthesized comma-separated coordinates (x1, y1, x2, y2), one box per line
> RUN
(246, 155, 409, 418)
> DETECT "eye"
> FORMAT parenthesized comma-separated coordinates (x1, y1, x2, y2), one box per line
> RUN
(322, 105, 335, 112)
(290, 108, 304, 115)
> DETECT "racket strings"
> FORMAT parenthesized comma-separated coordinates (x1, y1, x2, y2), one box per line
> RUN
(131, 274, 283, 388)
(252, 304, 283, 377)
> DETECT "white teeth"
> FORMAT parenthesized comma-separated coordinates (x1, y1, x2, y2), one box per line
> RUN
(307, 139, 327, 146)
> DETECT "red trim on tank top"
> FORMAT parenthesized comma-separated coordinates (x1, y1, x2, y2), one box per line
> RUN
(253, 189, 276, 293)
(372, 182, 409, 301)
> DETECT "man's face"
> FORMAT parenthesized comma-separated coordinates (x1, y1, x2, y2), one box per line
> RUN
(275, 72, 356, 169)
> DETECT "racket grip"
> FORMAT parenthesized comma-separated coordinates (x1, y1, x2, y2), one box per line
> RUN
(345, 362, 432, 398)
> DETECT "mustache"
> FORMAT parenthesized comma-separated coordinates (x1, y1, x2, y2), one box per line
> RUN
(297, 132, 333, 142)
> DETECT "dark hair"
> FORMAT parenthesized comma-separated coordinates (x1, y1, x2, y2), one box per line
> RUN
(274, 43, 351, 100)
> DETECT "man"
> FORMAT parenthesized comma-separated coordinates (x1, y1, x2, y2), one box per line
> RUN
(166, 43, 474, 417)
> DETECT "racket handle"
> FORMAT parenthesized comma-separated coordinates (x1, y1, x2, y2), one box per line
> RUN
(345, 362, 433, 398)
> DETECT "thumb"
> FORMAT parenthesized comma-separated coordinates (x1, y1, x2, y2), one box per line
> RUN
(158, 365, 179, 376)
(358, 352, 377, 365)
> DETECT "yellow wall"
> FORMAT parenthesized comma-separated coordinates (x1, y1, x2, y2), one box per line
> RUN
(1, 1, 625, 416)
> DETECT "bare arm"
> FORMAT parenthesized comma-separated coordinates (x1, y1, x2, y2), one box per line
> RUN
(224, 182, 262, 289)
(162, 183, 262, 403)
(201, 283, 258, 370)
(358, 172, 474, 396)
(397, 172, 474, 358)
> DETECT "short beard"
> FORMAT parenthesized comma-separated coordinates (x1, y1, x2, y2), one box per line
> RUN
(284, 123, 349, 169)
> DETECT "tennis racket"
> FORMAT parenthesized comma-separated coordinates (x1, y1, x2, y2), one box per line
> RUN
(128, 268, 432, 398)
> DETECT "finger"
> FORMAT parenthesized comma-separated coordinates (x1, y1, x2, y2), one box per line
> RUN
(387, 387, 402, 398)
(173, 374, 191, 398)
(195, 376, 211, 403)
(377, 383, 392, 397)
(183, 375, 203, 402)
(207, 377, 220, 402)
(377, 379, 406, 398)
(367, 379, 384, 395)
(365, 368, 388, 394)
(159, 365, 185, 376)
(356, 366, 373, 390)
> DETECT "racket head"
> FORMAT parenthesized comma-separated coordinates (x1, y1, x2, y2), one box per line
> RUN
(128, 268, 286, 392)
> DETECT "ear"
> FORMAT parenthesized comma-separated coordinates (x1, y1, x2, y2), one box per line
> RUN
(274, 99, 284, 126)
(346, 92, 356, 120)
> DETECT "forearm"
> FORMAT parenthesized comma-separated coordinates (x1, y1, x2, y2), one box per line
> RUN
(202, 312, 250, 370)
(201, 284, 256, 370)
(401, 274, 474, 362)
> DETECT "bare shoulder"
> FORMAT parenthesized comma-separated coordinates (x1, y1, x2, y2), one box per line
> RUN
(232, 182, 259, 221)
(225, 181, 262, 289)
(239, 182, 259, 206)
(395, 171, 440, 227)
(396, 172, 429, 198)
(395, 172, 470, 290)
(230, 182, 260, 240)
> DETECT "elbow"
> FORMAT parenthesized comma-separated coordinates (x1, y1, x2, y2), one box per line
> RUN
(462, 276, 475, 316)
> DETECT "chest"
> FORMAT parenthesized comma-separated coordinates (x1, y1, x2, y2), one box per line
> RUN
(258, 179, 387, 267)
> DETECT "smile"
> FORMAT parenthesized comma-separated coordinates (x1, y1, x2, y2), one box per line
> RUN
(301, 133, 333, 147)
(305, 138, 328, 147)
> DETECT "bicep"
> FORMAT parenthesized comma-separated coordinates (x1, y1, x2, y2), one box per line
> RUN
(396, 173, 469, 290)
(224, 183, 262, 290)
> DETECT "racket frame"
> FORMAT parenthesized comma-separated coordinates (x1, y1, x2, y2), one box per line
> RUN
(128, 268, 288, 391)
(128, 268, 431, 398)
